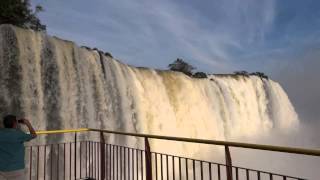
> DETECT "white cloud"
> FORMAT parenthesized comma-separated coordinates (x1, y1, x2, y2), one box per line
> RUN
(33, 0, 276, 71)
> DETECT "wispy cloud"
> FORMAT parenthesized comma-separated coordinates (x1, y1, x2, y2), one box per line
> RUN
(32, 0, 277, 72)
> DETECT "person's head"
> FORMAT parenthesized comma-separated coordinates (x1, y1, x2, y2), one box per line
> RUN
(3, 114, 18, 128)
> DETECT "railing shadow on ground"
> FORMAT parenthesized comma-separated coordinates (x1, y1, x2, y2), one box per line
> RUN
(25, 128, 319, 180)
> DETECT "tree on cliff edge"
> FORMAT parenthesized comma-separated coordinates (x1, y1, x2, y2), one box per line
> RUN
(0, 0, 46, 31)
(168, 58, 195, 76)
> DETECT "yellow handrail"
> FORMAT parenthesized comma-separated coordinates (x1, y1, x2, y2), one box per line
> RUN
(89, 128, 320, 157)
(35, 128, 320, 157)
(36, 128, 89, 135)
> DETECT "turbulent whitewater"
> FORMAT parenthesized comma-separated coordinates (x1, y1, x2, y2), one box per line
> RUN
(0, 25, 298, 155)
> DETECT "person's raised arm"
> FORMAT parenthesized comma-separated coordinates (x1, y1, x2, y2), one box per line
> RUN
(21, 118, 37, 138)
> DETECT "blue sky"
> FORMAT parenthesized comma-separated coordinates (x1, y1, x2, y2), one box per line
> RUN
(31, 0, 320, 72)
(31, 0, 320, 122)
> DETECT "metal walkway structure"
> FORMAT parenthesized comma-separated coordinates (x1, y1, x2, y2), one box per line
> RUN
(26, 128, 320, 180)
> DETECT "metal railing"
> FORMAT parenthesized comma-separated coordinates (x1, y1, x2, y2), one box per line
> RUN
(26, 128, 320, 180)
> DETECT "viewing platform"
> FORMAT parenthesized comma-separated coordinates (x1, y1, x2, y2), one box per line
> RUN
(25, 128, 320, 180)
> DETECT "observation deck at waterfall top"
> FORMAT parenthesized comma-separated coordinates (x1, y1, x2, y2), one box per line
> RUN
(25, 128, 319, 180)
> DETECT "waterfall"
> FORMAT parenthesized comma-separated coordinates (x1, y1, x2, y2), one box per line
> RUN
(0, 24, 299, 156)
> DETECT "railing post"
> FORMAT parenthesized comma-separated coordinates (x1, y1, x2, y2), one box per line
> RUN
(100, 132, 106, 180)
(145, 137, 152, 180)
(225, 145, 233, 180)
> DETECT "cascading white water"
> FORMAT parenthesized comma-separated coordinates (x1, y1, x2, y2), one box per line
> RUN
(0, 25, 301, 178)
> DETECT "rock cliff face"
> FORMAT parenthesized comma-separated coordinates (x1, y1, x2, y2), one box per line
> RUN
(0, 25, 298, 153)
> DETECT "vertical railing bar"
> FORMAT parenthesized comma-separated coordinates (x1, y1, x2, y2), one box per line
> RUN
(94, 142, 95, 179)
(172, 156, 175, 180)
(123, 147, 125, 180)
(257, 171, 260, 180)
(178, 157, 181, 180)
(119, 145, 121, 180)
(74, 132, 77, 180)
(217, 164, 221, 180)
(132, 148, 135, 180)
(85, 142, 87, 178)
(115, 145, 117, 180)
(110, 145, 112, 180)
(92, 142, 94, 179)
(97, 142, 99, 180)
(283, 176, 286, 180)
(208, 163, 212, 180)
(51, 144, 54, 180)
(161, 154, 163, 180)
(200, 161, 203, 180)
(106, 144, 112, 180)
(63, 143, 66, 180)
(88, 142, 90, 178)
(98, 142, 101, 180)
(155, 153, 158, 180)
(101, 143, 103, 180)
(125, 147, 127, 180)
(112, 145, 116, 180)
(94, 142, 96, 179)
(185, 158, 188, 180)
(136, 149, 139, 180)
(44, 145, 47, 180)
(118, 145, 120, 180)
(141, 150, 144, 180)
(116, 145, 118, 180)
(107, 144, 109, 180)
(246, 169, 249, 180)
(80, 142, 82, 178)
(128, 148, 131, 180)
(93, 142, 95, 179)
(113, 145, 115, 180)
(104, 144, 107, 180)
(99, 142, 106, 180)
(89, 142, 91, 178)
(106, 144, 108, 180)
(29, 147, 32, 180)
(269, 173, 273, 180)
(96, 143, 98, 180)
(192, 160, 195, 180)
(124, 147, 127, 180)
(37, 146, 40, 180)
(69, 143, 72, 180)
(57, 144, 59, 180)
(95, 142, 97, 179)
(98, 142, 100, 179)
(166, 155, 169, 180)
(236, 167, 238, 180)
(94, 142, 99, 179)
(95, 142, 97, 180)
(120, 146, 123, 180)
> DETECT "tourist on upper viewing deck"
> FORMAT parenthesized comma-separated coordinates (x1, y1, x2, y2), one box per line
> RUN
(0, 115, 37, 180)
